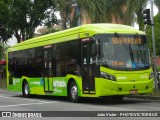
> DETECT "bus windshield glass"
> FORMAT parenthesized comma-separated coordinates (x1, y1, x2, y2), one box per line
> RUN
(97, 34, 151, 70)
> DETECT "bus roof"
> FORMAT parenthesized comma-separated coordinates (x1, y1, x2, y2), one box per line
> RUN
(8, 23, 145, 52)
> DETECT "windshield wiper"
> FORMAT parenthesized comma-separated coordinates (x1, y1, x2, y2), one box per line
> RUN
(133, 34, 146, 65)
(114, 33, 135, 62)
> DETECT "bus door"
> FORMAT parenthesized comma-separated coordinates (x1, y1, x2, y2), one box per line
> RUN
(43, 45, 53, 92)
(81, 39, 96, 94)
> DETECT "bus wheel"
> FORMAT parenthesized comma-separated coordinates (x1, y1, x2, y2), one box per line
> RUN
(23, 81, 30, 97)
(69, 81, 79, 103)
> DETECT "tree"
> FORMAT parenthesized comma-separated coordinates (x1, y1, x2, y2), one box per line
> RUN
(0, 42, 9, 60)
(55, 0, 158, 30)
(54, 0, 70, 29)
(0, 42, 7, 80)
(0, 1, 12, 43)
(0, 43, 3, 60)
(0, 0, 58, 43)
(155, 0, 160, 13)
(126, 0, 148, 30)
(0, 24, 12, 43)
(55, 0, 82, 29)
(55, 0, 128, 29)
(146, 13, 160, 55)
(77, 0, 128, 23)
(36, 26, 60, 35)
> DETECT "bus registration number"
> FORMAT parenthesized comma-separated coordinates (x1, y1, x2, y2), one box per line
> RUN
(129, 90, 138, 94)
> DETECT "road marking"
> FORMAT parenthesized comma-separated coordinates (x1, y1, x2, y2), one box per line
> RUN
(0, 101, 58, 108)
(0, 95, 50, 103)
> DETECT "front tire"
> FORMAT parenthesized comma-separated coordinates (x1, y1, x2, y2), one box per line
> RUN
(22, 81, 30, 97)
(69, 81, 79, 103)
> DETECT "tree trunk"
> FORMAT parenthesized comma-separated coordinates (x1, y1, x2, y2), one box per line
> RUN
(137, 13, 144, 31)
(60, 11, 67, 30)
(14, 31, 21, 43)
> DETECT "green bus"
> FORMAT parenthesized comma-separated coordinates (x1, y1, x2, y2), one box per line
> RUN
(6, 24, 153, 102)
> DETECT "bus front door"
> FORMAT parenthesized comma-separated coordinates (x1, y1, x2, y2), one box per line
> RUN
(43, 46, 53, 92)
(81, 41, 95, 94)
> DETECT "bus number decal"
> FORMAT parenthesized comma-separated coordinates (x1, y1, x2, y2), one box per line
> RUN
(53, 88, 62, 93)
(13, 78, 20, 85)
(53, 80, 66, 88)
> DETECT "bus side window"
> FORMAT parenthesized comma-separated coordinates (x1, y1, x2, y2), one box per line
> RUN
(66, 40, 81, 75)
(54, 43, 67, 76)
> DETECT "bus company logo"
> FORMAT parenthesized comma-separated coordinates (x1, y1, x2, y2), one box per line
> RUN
(53, 88, 62, 93)
(53, 80, 66, 88)
(117, 76, 127, 80)
(140, 76, 148, 79)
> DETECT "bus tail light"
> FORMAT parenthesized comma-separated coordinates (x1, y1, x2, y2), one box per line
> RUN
(100, 72, 116, 81)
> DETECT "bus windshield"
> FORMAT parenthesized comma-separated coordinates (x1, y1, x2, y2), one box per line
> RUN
(97, 34, 151, 71)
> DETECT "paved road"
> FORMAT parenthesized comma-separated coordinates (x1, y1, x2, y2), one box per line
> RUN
(0, 89, 160, 120)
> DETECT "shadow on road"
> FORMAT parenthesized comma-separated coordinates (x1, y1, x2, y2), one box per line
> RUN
(10, 94, 154, 106)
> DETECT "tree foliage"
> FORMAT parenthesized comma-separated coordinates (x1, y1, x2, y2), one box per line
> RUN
(55, 0, 82, 29)
(55, 0, 153, 30)
(0, 0, 58, 43)
(36, 26, 60, 35)
(55, 0, 129, 29)
(0, 43, 3, 60)
(0, 24, 12, 43)
(146, 13, 160, 55)
(155, 0, 160, 13)
(0, 42, 9, 60)
(126, 0, 148, 30)
(0, 0, 12, 43)
(0, 0, 159, 43)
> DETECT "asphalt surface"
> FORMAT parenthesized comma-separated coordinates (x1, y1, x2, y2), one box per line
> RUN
(127, 88, 160, 100)
(0, 89, 160, 120)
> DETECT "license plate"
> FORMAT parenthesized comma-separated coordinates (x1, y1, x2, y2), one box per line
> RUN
(129, 90, 138, 94)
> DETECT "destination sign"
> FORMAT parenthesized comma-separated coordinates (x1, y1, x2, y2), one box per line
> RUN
(112, 37, 142, 44)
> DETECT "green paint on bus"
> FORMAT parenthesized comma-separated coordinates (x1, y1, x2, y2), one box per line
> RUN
(6, 24, 153, 102)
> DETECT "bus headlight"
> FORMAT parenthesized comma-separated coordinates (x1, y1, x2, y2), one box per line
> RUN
(100, 72, 116, 81)
(149, 72, 154, 80)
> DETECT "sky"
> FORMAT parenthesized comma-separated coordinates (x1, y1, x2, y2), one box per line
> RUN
(7, 4, 159, 46)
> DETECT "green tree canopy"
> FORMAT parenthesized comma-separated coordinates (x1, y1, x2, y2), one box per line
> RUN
(0, 0, 58, 43)
(146, 13, 160, 55)
(55, 0, 152, 30)
(0, 0, 12, 43)
(55, 0, 128, 29)
(126, 0, 148, 30)
(155, 0, 160, 13)
(0, 42, 9, 60)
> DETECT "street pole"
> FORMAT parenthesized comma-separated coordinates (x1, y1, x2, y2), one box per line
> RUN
(150, 0, 158, 91)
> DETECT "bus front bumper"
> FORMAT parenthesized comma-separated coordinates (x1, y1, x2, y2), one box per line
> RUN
(96, 78, 154, 97)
